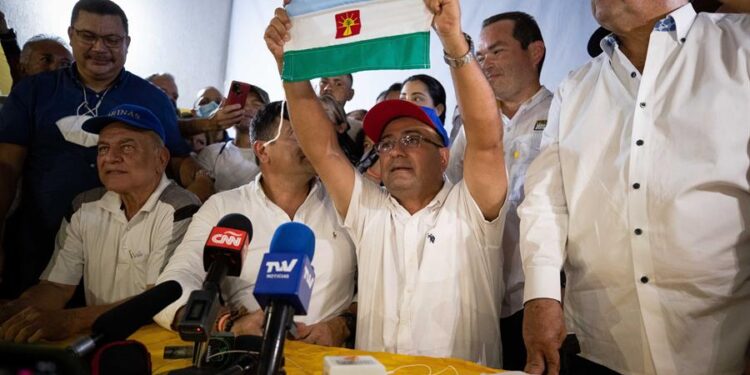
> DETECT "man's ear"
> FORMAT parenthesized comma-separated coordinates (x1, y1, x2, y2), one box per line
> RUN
(529, 40, 545, 73)
(439, 146, 450, 173)
(253, 140, 270, 164)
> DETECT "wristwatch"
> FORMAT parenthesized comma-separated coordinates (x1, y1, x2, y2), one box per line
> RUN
(443, 32, 474, 68)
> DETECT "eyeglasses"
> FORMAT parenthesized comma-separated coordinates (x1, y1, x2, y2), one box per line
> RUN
(72, 27, 126, 48)
(374, 134, 443, 155)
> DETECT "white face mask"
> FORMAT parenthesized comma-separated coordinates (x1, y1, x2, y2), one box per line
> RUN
(56, 114, 99, 147)
(195, 101, 220, 118)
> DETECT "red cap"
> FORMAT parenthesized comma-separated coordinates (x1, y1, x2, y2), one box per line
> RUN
(363, 100, 449, 146)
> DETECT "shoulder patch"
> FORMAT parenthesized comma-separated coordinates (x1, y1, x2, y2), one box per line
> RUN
(66, 187, 107, 222)
(533, 120, 547, 131)
(158, 182, 202, 222)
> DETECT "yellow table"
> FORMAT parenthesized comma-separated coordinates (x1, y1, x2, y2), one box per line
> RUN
(130, 324, 503, 375)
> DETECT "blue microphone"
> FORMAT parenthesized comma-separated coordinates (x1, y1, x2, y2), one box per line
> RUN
(252, 222, 316, 375)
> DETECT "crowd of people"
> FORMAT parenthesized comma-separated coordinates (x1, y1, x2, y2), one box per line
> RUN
(0, 0, 748, 374)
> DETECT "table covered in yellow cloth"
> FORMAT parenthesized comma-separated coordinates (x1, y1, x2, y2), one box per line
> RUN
(131, 324, 503, 375)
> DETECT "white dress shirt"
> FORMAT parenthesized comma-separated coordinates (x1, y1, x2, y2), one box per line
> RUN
(42, 175, 199, 306)
(448, 88, 552, 318)
(195, 141, 260, 192)
(520, 5, 750, 374)
(345, 173, 503, 368)
(155, 175, 356, 329)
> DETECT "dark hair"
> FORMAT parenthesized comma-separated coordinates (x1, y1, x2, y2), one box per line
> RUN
(482, 11, 545, 75)
(376, 82, 403, 102)
(402, 74, 447, 123)
(71, 0, 129, 35)
(251, 101, 290, 142)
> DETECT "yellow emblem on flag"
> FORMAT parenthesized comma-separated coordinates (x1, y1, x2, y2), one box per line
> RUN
(336, 10, 361, 39)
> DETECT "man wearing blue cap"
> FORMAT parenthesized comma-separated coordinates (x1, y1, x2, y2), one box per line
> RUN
(265, 0, 507, 367)
(0, 104, 200, 343)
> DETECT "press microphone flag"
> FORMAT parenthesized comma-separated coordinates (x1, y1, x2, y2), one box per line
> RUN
(179, 213, 253, 342)
(253, 222, 316, 315)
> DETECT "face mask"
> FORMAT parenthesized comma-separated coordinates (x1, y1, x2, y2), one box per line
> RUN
(195, 101, 220, 118)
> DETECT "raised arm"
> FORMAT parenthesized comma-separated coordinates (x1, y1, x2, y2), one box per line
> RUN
(264, 6, 355, 218)
(426, 0, 506, 220)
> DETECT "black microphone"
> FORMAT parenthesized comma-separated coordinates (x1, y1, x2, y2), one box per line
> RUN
(178, 213, 253, 342)
(253, 222, 316, 375)
(68, 280, 182, 357)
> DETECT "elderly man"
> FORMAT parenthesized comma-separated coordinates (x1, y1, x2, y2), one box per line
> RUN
(0, 13, 72, 87)
(265, 0, 506, 367)
(147, 72, 179, 108)
(0, 0, 191, 299)
(156, 101, 357, 347)
(445, 11, 549, 370)
(18, 35, 73, 80)
(520, 1, 750, 374)
(0, 104, 199, 343)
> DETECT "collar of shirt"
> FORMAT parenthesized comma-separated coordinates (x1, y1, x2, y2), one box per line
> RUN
(501, 86, 553, 130)
(387, 178, 454, 218)
(251, 172, 324, 213)
(600, 2, 697, 57)
(98, 174, 171, 221)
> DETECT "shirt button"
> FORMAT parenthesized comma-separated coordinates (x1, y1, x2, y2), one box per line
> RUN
(630, 72, 637, 78)
(90, 163, 95, 168)
(632, 183, 640, 189)
(639, 102, 646, 108)
(680, 38, 686, 43)
(640, 275, 649, 284)
(634, 228, 643, 235)
(636, 139, 644, 146)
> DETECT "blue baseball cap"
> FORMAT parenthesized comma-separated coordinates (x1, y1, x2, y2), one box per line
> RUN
(83, 104, 165, 141)
(363, 100, 450, 147)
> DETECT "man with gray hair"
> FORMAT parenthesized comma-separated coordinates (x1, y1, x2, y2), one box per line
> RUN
(0, 104, 199, 343)
(521, 1, 750, 374)
(18, 34, 73, 80)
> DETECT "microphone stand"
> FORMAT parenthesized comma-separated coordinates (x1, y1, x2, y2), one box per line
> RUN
(256, 301, 295, 375)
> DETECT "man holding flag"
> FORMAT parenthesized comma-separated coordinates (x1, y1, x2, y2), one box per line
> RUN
(265, 0, 507, 367)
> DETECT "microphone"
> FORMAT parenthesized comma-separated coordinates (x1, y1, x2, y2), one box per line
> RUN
(68, 280, 182, 357)
(253, 222, 316, 375)
(178, 213, 253, 342)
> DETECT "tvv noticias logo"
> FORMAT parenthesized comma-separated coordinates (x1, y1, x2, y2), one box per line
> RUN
(265, 259, 298, 273)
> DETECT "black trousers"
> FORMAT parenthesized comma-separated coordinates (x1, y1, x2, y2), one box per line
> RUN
(561, 334, 621, 375)
(500, 308, 527, 370)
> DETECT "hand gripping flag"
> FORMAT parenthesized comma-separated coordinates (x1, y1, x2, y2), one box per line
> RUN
(282, 0, 432, 81)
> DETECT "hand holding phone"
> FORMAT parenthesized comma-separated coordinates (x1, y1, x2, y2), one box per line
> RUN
(225, 80, 252, 108)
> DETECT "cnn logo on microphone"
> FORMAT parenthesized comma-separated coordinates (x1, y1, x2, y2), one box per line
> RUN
(207, 227, 248, 251)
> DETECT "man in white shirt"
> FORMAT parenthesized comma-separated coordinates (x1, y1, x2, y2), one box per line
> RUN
(155, 101, 357, 347)
(520, 2, 750, 374)
(446, 11, 550, 370)
(0, 104, 199, 343)
(264, 0, 507, 366)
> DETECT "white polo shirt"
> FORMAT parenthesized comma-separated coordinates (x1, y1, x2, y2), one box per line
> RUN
(520, 5, 750, 374)
(195, 141, 260, 192)
(345, 173, 503, 368)
(447, 88, 552, 318)
(155, 174, 356, 329)
(41, 175, 200, 306)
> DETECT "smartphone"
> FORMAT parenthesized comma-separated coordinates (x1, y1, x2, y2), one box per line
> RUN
(225, 80, 252, 108)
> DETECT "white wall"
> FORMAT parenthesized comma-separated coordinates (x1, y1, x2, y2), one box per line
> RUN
(225, 0, 601, 133)
(3, 0, 600, 132)
(0, 0, 232, 110)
